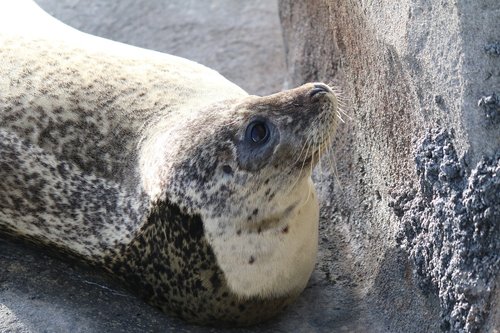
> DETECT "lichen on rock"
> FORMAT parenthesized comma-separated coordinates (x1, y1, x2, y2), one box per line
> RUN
(478, 93, 500, 124)
(391, 128, 499, 333)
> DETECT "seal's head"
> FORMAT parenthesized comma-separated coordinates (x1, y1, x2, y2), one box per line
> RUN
(140, 82, 339, 311)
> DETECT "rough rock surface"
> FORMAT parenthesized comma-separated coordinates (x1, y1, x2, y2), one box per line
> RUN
(279, 0, 499, 332)
(391, 128, 499, 332)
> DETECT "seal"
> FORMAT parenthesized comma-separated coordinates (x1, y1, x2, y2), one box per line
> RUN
(0, 0, 341, 326)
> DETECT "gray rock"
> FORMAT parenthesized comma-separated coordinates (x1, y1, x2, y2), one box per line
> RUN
(279, 0, 499, 332)
(392, 128, 499, 332)
(478, 93, 500, 124)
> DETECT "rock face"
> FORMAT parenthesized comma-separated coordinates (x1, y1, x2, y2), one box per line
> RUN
(279, 1, 499, 332)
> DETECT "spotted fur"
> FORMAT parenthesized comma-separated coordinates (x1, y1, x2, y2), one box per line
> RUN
(0, 1, 340, 326)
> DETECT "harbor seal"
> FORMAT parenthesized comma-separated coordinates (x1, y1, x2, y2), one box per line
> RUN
(0, 0, 341, 326)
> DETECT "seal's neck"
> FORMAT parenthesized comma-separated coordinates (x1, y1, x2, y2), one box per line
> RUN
(203, 177, 320, 298)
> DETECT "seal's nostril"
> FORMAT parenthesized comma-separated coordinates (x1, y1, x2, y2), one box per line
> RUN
(309, 83, 331, 98)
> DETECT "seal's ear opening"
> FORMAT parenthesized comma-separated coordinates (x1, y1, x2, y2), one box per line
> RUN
(236, 117, 280, 171)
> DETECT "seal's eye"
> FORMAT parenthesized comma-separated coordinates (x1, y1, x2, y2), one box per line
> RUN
(246, 121, 270, 144)
(238, 118, 279, 171)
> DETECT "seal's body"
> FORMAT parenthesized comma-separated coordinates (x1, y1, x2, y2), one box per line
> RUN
(0, 1, 340, 326)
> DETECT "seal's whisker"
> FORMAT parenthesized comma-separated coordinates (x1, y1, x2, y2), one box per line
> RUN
(313, 132, 319, 169)
(325, 130, 335, 171)
(294, 133, 313, 166)
(300, 137, 313, 178)
(288, 136, 313, 196)
(336, 112, 347, 124)
(325, 85, 351, 122)
(304, 159, 315, 205)
(317, 132, 325, 181)
(325, 128, 342, 189)
(337, 104, 351, 121)
(304, 147, 316, 204)
(294, 139, 308, 166)
(327, 127, 335, 171)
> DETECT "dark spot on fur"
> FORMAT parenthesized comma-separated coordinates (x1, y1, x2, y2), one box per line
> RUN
(282, 226, 289, 234)
(252, 208, 258, 216)
(210, 272, 222, 291)
(249, 256, 255, 264)
(283, 204, 296, 216)
(236, 229, 242, 236)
